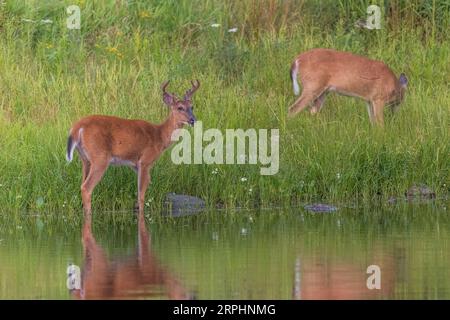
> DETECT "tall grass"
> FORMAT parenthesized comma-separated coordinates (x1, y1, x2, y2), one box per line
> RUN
(0, 0, 448, 212)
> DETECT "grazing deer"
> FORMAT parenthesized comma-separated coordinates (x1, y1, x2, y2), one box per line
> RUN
(70, 213, 193, 299)
(66, 80, 200, 215)
(288, 48, 408, 125)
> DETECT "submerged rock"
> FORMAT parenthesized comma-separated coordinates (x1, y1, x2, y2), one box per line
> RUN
(304, 203, 338, 213)
(164, 193, 205, 217)
(405, 184, 436, 200)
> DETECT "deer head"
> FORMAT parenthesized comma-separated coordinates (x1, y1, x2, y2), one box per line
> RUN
(390, 73, 408, 113)
(162, 80, 200, 127)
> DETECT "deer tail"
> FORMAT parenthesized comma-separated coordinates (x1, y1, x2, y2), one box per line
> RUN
(290, 59, 300, 96)
(66, 127, 83, 162)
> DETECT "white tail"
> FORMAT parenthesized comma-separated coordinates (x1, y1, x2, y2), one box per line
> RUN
(66, 128, 81, 162)
(291, 59, 300, 96)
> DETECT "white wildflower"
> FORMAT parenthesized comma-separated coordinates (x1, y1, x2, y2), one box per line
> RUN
(228, 27, 238, 33)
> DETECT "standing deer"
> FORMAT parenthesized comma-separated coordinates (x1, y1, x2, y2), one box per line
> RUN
(66, 80, 200, 215)
(288, 48, 408, 125)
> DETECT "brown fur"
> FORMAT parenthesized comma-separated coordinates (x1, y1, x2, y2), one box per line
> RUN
(289, 48, 407, 125)
(67, 80, 199, 215)
(71, 214, 192, 299)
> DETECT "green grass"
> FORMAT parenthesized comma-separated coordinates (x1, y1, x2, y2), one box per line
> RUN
(0, 0, 449, 212)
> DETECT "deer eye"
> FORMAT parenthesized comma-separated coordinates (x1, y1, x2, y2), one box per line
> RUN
(177, 106, 184, 111)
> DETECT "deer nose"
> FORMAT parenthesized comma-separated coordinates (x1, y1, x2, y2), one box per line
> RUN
(189, 116, 196, 126)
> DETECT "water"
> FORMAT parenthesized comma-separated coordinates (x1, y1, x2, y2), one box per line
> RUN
(0, 202, 449, 299)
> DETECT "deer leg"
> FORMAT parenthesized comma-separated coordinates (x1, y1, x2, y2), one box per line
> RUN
(137, 211, 151, 267)
(130, 166, 140, 212)
(372, 100, 385, 126)
(137, 164, 151, 216)
(366, 102, 375, 123)
(288, 92, 316, 117)
(310, 91, 328, 115)
(81, 159, 109, 215)
(81, 158, 91, 183)
(289, 85, 326, 117)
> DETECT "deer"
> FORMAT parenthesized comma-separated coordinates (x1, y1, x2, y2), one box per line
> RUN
(288, 48, 408, 125)
(66, 80, 200, 215)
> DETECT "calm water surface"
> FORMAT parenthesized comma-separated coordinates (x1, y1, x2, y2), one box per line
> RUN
(0, 202, 449, 299)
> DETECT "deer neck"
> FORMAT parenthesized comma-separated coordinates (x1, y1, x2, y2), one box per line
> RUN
(158, 112, 184, 150)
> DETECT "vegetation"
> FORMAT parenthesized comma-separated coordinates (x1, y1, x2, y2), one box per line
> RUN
(0, 0, 448, 212)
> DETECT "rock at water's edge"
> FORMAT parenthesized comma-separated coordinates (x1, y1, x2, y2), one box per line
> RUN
(304, 203, 338, 213)
(164, 193, 205, 217)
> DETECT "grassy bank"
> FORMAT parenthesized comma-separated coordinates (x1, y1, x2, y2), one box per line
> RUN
(0, 0, 449, 212)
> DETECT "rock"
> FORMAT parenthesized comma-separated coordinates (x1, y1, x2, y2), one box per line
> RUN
(304, 203, 338, 213)
(164, 193, 205, 217)
(405, 184, 436, 200)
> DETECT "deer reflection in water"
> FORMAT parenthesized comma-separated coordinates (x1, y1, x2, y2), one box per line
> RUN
(292, 252, 397, 300)
(71, 214, 193, 300)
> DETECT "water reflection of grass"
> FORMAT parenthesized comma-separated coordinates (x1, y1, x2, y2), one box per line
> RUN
(0, 204, 449, 299)
(0, 1, 448, 211)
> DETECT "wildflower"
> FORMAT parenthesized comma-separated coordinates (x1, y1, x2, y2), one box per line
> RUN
(211, 168, 219, 175)
(45, 43, 54, 49)
(228, 27, 238, 33)
(211, 23, 220, 28)
(248, 188, 252, 193)
(336, 173, 341, 179)
(139, 11, 151, 19)
(240, 228, 248, 236)
(241, 177, 247, 182)
(41, 19, 53, 24)
(106, 46, 124, 59)
(106, 46, 118, 54)
(145, 198, 153, 207)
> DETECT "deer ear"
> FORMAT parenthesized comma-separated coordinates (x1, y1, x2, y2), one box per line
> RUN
(163, 93, 175, 106)
(399, 73, 408, 88)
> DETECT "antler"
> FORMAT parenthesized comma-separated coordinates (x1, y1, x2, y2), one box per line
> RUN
(161, 80, 170, 94)
(183, 80, 200, 100)
(162, 80, 177, 106)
